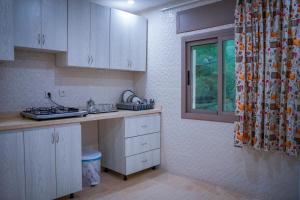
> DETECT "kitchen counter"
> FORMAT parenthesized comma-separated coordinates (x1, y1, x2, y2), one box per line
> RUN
(0, 107, 162, 132)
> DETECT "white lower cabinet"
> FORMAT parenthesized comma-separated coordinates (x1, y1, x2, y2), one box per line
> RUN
(0, 131, 25, 200)
(24, 127, 57, 200)
(100, 114, 161, 178)
(126, 149, 160, 175)
(24, 123, 82, 200)
(0, 123, 82, 200)
(125, 132, 160, 157)
(55, 124, 82, 198)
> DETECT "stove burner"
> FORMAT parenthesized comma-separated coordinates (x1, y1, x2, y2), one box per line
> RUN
(21, 106, 87, 121)
(24, 107, 80, 115)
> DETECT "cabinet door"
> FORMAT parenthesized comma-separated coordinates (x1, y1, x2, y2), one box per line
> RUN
(130, 16, 147, 71)
(55, 124, 82, 198)
(41, 0, 67, 51)
(90, 3, 110, 69)
(0, 0, 14, 61)
(24, 127, 56, 200)
(67, 0, 91, 67)
(110, 9, 131, 70)
(14, 0, 42, 49)
(0, 131, 25, 200)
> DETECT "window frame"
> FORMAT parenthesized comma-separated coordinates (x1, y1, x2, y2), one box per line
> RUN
(181, 28, 238, 123)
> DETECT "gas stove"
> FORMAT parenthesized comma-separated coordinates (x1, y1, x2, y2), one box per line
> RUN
(21, 106, 88, 121)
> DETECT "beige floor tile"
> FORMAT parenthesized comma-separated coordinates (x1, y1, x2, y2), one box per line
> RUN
(60, 169, 254, 200)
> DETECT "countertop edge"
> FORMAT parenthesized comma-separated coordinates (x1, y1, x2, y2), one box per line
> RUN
(0, 108, 162, 132)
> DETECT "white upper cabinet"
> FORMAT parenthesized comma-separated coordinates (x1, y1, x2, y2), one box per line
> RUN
(0, 0, 14, 61)
(110, 9, 147, 71)
(57, 0, 110, 68)
(130, 16, 147, 71)
(14, 0, 41, 49)
(90, 3, 110, 68)
(41, 0, 67, 51)
(65, 0, 91, 67)
(110, 9, 131, 70)
(14, 0, 67, 51)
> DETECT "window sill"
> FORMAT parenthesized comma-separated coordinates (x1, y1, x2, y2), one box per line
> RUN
(181, 112, 238, 123)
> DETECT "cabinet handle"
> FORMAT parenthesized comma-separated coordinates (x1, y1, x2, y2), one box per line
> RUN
(141, 142, 148, 146)
(88, 56, 91, 65)
(91, 56, 94, 65)
(51, 133, 55, 144)
(42, 34, 45, 46)
(38, 33, 41, 45)
(56, 133, 59, 143)
(142, 159, 148, 163)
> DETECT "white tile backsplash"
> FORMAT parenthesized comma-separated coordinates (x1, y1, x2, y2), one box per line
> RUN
(0, 50, 134, 112)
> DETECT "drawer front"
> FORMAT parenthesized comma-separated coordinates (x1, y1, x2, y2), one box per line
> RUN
(125, 132, 160, 156)
(125, 114, 160, 138)
(126, 149, 160, 175)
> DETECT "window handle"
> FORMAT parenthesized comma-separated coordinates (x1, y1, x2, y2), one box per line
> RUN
(187, 70, 190, 86)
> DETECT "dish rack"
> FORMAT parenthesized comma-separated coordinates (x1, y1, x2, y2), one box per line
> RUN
(116, 102, 155, 111)
(116, 90, 155, 111)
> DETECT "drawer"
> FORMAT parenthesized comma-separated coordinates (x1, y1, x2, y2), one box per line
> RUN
(125, 114, 160, 138)
(126, 149, 160, 175)
(125, 132, 160, 156)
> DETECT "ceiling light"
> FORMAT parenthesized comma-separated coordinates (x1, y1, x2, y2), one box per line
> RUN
(127, 0, 135, 5)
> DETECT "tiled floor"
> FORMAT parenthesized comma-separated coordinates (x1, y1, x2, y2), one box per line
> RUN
(69, 169, 253, 200)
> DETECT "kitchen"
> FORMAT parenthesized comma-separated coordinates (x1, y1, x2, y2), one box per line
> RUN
(0, 0, 299, 200)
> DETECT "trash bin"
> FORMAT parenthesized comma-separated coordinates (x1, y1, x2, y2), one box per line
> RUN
(82, 151, 102, 187)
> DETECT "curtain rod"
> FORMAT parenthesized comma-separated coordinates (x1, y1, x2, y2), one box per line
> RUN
(160, 0, 204, 12)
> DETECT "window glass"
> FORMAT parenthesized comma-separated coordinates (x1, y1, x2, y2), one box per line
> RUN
(222, 39, 235, 112)
(191, 43, 218, 111)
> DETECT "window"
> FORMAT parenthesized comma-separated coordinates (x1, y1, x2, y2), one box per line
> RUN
(181, 29, 237, 122)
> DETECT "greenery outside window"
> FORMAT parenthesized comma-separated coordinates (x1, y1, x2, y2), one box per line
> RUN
(181, 29, 237, 123)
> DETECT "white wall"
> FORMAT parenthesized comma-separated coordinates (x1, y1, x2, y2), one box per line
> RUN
(134, 2, 300, 200)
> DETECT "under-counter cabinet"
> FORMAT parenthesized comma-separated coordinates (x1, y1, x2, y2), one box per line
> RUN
(100, 114, 160, 180)
(0, 123, 82, 200)
(0, 0, 14, 61)
(24, 127, 57, 200)
(24, 123, 82, 200)
(0, 131, 25, 200)
(14, 0, 67, 51)
(56, 0, 110, 69)
(110, 9, 147, 71)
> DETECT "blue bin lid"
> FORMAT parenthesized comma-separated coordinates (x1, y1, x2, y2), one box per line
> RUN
(82, 151, 102, 162)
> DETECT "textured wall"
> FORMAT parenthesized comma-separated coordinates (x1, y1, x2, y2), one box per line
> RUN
(134, 1, 300, 200)
(0, 50, 134, 112)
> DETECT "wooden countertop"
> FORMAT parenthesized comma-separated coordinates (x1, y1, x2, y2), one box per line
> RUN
(0, 108, 162, 132)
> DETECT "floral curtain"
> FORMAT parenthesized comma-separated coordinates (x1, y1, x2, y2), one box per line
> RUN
(234, 0, 300, 156)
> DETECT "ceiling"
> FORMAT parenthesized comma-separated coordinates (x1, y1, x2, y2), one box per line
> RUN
(93, 0, 189, 13)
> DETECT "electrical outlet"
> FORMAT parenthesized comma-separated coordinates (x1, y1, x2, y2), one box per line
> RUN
(59, 90, 66, 97)
(44, 91, 51, 98)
